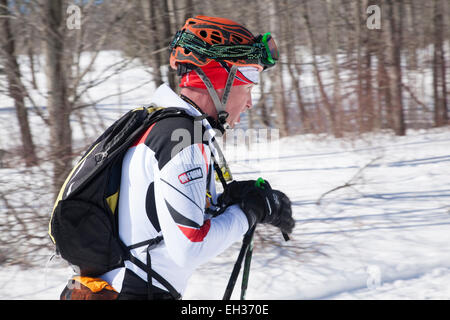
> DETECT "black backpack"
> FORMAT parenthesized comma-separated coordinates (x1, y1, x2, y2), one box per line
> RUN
(48, 106, 194, 299)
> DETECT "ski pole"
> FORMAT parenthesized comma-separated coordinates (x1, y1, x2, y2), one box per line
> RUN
(223, 225, 255, 300)
(240, 227, 254, 300)
(223, 178, 290, 300)
(239, 178, 290, 299)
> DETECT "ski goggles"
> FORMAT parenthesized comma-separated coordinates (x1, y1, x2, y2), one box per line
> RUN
(258, 32, 279, 67)
(170, 30, 279, 69)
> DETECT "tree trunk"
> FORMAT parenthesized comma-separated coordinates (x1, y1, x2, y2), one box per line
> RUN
(376, 45, 392, 130)
(170, 0, 180, 29)
(273, 0, 289, 137)
(364, 39, 375, 132)
(326, 0, 343, 137)
(275, 66, 289, 137)
(283, 0, 309, 133)
(26, 27, 39, 91)
(432, 0, 448, 127)
(253, 5, 270, 128)
(44, 0, 73, 195)
(405, 0, 418, 70)
(302, 2, 338, 137)
(183, 0, 194, 22)
(145, 0, 164, 87)
(354, 0, 365, 133)
(385, 0, 406, 136)
(258, 72, 271, 127)
(0, 0, 38, 167)
(160, 0, 177, 90)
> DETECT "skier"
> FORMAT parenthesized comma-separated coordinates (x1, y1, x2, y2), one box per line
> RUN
(62, 15, 295, 300)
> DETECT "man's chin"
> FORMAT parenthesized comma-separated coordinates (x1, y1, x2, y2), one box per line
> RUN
(228, 120, 238, 129)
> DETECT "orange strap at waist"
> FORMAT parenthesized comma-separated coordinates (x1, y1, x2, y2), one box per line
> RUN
(72, 276, 117, 293)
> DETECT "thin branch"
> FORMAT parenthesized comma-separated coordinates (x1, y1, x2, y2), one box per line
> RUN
(316, 156, 382, 205)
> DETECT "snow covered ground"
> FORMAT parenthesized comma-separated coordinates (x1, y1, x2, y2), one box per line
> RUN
(184, 127, 450, 300)
(1, 51, 449, 300)
(0, 126, 449, 300)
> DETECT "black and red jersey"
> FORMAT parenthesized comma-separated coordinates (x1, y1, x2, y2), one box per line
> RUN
(100, 84, 249, 297)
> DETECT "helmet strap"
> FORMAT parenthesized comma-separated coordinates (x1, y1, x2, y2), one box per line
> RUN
(193, 65, 238, 131)
(221, 64, 238, 109)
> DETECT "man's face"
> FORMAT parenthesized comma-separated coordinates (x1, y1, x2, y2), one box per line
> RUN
(225, 84, 254, 128)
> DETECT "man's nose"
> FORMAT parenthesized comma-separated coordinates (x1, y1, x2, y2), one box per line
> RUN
(246, 95, 253, 109)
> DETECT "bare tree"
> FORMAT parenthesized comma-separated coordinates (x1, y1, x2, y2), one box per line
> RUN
(160, 0, 178, 89)
(302, 1, 339, 137)
(0, 0, 38, 167)
(43, 0, 72, 194)
(272, 0, 289, 136)
(384, 0, 406, 136)
(326, 0, 343, 137)
(432, 0, 448, 127)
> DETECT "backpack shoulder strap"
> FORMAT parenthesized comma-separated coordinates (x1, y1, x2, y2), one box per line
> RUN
(118, 236, 181, 300)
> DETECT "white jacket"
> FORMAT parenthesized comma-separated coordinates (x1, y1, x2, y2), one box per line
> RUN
(101, 84, 249, 297)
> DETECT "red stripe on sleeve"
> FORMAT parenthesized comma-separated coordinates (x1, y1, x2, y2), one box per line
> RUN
(177, 219, 211, 242)
(198, 143, 209, 174)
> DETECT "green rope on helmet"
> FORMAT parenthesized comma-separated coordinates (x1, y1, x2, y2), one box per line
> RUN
(170, 30, 267, 64)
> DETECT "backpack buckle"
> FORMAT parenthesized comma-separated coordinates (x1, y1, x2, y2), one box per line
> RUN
(147, 238, 162, 251)
(94, 151, 108, 163)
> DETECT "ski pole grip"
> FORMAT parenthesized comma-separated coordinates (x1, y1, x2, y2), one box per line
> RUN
(254, 177, 266, 189)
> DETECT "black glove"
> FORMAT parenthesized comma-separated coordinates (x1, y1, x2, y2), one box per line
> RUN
(242, 188, 295, 234)
(219, 180, 295, 234)
(218, 180, 258, 207)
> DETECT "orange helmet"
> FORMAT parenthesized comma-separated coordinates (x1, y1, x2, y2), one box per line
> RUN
(169, 16, 279, 132)
(169, 16, 278, 73)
